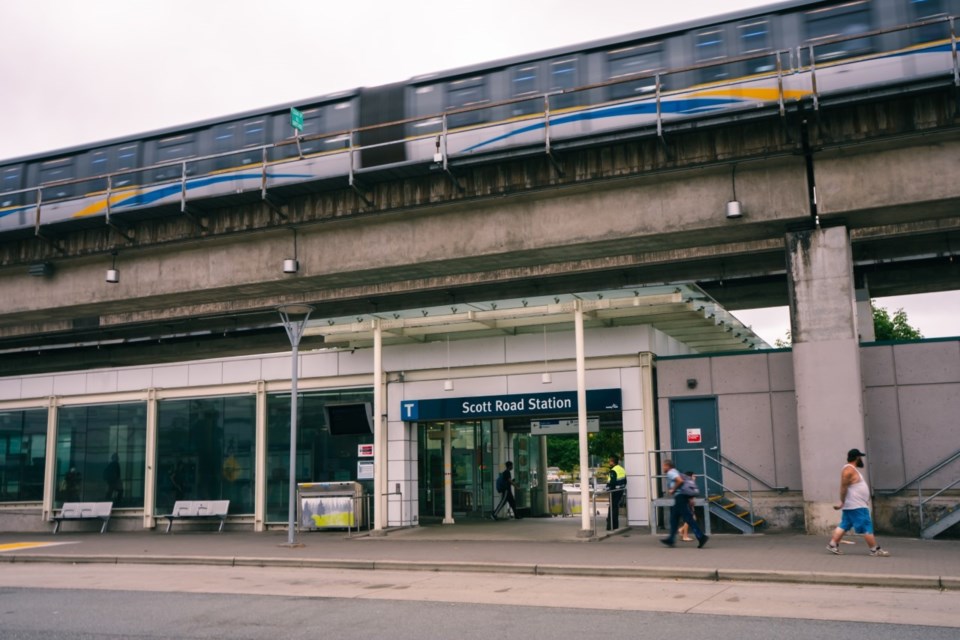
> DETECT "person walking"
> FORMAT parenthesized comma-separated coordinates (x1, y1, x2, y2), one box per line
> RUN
(606, 455, 627, 531)
(491, 461, 521, 520)
(660, 459, 708, 548)
(827, 448, 890, 556)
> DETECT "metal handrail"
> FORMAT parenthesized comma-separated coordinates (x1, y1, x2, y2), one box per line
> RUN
(719, 452, 788, 493)
(879, 448, 960, 495)
(650, 448, 757, 532)
(5, 16, 955, 235)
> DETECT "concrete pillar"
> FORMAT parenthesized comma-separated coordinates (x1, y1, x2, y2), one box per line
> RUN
(786, 225, 867, 534)
(855, 288, 875, 342)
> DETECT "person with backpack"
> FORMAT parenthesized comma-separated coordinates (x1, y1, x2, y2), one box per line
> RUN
(660, 459, 708, 548)
(491, 461, 521, 520)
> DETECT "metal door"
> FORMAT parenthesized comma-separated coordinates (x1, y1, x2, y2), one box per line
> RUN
(669, 397, 721, 495)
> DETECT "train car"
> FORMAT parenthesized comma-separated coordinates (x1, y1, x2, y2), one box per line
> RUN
(1, 0, 957, 238)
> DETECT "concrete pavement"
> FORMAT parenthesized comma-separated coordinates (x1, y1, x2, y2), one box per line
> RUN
(1, 517, 957, 590)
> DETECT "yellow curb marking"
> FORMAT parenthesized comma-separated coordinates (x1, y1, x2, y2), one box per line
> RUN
(0, 541, 78, 552)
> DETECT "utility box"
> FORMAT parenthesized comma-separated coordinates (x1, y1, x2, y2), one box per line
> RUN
(297, 481, 365, 530)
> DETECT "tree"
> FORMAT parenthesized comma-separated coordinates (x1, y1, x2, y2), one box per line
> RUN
(872, 302, 923, 340)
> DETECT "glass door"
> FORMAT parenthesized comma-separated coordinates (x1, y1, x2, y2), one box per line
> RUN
(417, 420, 493, 519)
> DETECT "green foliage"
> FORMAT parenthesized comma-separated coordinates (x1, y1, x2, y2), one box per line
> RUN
(547, 435, 580, 472)
(872, 302, 923, 340)
(546, 430, 624, 474)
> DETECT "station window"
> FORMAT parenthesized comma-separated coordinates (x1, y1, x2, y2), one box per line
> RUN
(0, 409, 46, 503)
(908, 0, 950, 43)
(446, 76, 488, 128)
(55, 403, 147, 509)
(607, 42, 664, 99)
(804, 0, 873, 62)
(265, 390, 374, 524)
(156, 396, 256, 516)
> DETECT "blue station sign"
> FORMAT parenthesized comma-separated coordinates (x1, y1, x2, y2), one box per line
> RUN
(399, 388, 621, 422)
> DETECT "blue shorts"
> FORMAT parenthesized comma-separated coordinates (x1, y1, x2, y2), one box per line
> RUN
(839, 507, 874, 534)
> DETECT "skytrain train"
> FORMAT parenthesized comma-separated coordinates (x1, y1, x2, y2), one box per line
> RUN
(1, 0, 958, 236)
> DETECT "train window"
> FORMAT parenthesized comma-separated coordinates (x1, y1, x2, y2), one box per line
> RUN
(39, 157, 75, 199)
(446, 76, 488, 128)
(1, 166, 21, 206)
(909, 0, 949, 43)
(804, 0, 873, 62)
(549, 58, 578, 110)
(608, 43, 664, 99)
(738, 20, 777, 74)
(114, 145, 138, 186)
(155, 134, 196, 181)
(299, 108, 325, 154)
(90, 150, 110, 176)
(511, 65, 539, 116)
(695, 29, 729, 84)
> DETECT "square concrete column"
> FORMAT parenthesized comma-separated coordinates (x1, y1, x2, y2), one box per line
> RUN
(786, 226, 867, 534)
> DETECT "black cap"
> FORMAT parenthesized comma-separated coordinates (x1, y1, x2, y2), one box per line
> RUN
(847, 448, 866, 461)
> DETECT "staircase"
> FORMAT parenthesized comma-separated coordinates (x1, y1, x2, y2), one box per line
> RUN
(921, 502, 960, 539)
(708, 494, 765, 534)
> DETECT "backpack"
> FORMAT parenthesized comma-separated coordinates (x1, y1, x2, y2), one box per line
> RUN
(678, 474, 700, 497)
(495, 471, 507, 493)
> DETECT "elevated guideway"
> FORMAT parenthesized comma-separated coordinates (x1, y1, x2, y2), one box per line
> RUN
(0, 69, 958, 375)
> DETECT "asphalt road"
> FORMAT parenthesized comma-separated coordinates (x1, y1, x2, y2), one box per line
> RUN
(1, 563, 958, 639)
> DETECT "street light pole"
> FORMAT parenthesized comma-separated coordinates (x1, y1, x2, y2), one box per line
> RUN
(277, 304, 314, 546)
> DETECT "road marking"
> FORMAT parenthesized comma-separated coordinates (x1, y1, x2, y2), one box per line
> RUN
(0, 541, 79, 552)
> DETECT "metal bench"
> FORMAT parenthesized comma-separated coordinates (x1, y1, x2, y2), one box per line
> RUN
(162, 500, 230, 533)
(51, 502, 113, 534)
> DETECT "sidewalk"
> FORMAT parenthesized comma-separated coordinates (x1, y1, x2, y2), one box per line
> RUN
(2, 517, 957, 590)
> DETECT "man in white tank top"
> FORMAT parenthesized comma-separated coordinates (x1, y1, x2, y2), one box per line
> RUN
(827, 448, 891, 557)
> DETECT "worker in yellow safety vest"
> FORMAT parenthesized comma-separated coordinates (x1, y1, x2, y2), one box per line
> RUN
(606, 455, 627, 531)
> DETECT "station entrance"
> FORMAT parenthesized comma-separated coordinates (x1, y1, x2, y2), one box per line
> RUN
(417, 420, 538, 520)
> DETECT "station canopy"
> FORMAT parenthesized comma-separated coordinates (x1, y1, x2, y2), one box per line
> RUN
(302, 284, 770, 353)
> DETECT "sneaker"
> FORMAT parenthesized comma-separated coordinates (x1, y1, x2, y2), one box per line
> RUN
(827, 543, 843, 555)
(489, 514, 497, 521)
(870, 547, 890, 557)
(660, 538, 675, 547)
(697, 535, 709, 549)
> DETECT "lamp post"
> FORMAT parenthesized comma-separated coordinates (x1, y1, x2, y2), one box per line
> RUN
(277, 304, 314, 545)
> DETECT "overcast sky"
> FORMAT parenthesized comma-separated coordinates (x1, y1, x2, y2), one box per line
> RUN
(0, 0, 955, 343)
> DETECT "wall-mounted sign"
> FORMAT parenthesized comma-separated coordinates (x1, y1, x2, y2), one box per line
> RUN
(399, 388, 621, 422)
(687, 428, 702, 444)
(358, 443, 374, 458)
(357, 461, 374, 480)
(530, 417, 600, 435)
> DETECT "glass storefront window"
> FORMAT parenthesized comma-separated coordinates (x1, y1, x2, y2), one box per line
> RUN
(265, 390, 374, 523)
(55, 403, 146, 508)
(156, 396, 255, 515)
(0, 409, 47, 502)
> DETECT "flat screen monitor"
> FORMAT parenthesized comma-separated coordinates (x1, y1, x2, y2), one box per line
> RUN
(324, 402, 374, 436)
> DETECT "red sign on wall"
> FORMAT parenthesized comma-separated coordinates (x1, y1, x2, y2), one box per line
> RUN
(686, 428, 702, 444)
(358, 443, 374, 458)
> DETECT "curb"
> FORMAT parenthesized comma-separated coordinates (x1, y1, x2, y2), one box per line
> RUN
(2, 552, 950, 589)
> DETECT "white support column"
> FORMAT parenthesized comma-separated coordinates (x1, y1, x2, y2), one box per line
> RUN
(373, 319, 384, 531)
(41, 396, 58, 522)
(538, 435, 549, 515)
(253, 380, 267, 532)
(787, 225, 867, 534)
(575, 300, 591, 536)
(443, 421, 454, 524)
(143, 388, 158, 529)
